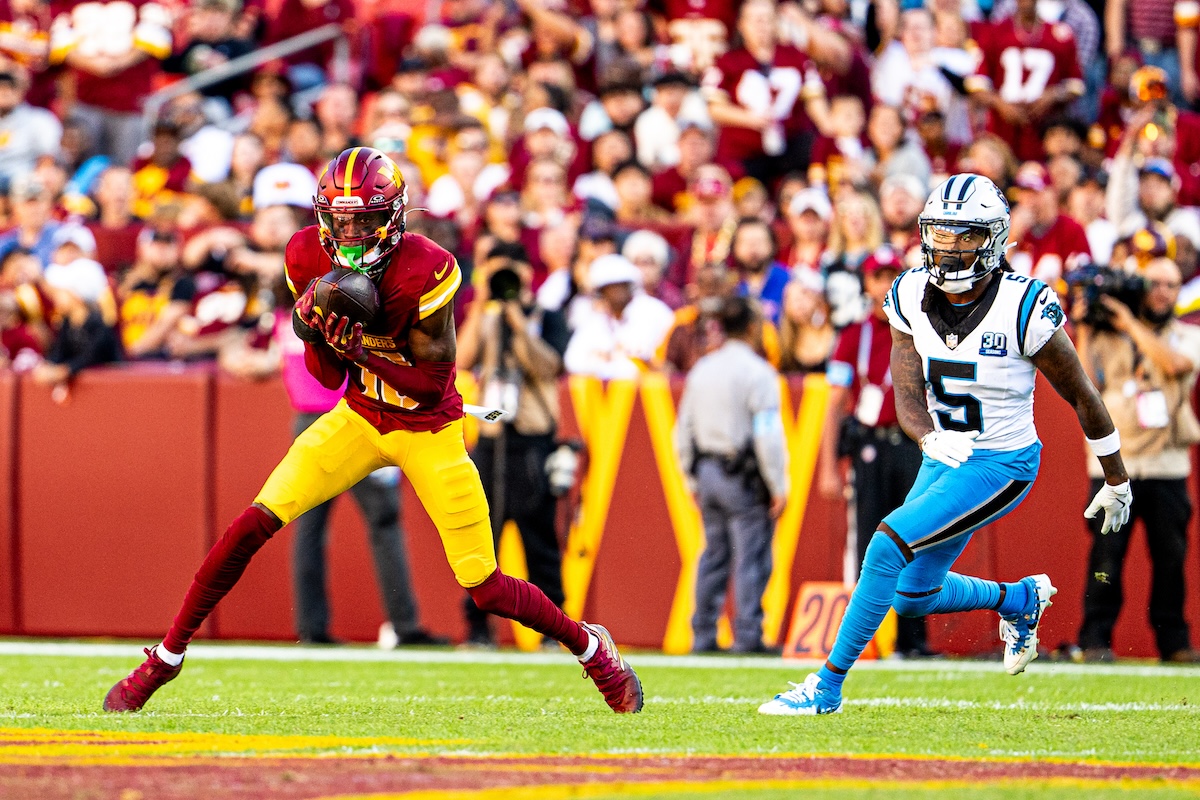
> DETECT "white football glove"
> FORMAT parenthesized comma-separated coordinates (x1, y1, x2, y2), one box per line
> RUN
(919, 430, 979, 468)
(1084, 481, 1132, 535)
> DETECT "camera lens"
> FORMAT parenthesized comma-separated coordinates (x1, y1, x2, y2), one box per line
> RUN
(488, 267, 522, 302)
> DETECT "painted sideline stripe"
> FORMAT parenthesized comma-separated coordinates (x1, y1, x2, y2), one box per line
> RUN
(0, 641, 1199, 678)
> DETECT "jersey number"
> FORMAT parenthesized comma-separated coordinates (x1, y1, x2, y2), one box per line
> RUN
(997, 47, 1056, 103)
(734, 67, 803, 122)
(359, 352, 419, 411)
(928, 358, 983, 432)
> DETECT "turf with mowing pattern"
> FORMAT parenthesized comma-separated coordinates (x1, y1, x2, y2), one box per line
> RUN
(1, 644, 1198, 799)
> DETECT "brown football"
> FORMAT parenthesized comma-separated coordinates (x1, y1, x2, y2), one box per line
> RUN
(312, 268, 380, 326)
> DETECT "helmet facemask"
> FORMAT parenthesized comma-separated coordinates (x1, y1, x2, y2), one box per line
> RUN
(316, 189, 407, 280)
(920, 219, 1005, 294)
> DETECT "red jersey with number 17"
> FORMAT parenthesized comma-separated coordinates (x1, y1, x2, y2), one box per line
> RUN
(968, 18, 1083, 161)
(284, 226, 464, 435)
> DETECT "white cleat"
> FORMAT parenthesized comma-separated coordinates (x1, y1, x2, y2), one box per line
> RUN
(999, 573, 1057, 675)
(757, 673, 844, 716)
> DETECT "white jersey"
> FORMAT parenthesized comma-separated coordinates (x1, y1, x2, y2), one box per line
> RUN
(883, 268, 1065, 451)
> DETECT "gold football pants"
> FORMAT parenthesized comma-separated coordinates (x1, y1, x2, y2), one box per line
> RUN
(254, 400, 496, 587)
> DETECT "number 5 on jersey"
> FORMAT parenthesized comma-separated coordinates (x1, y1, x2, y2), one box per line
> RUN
(928, 358, 983, 432)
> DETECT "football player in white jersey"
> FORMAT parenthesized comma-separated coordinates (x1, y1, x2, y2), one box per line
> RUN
(760, 173, 1133, 716)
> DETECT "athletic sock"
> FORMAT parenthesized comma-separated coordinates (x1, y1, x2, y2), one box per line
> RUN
(467, 570, 590, 655)
(817, 664, 846, 692)
(577, 632, 599, 663)
(995, 580, 1031, 617)
(922, 572, 1003, 613)
(163, 506, 280, 653)
(823, 532, 911, 691)
(154, 644, 185, 667)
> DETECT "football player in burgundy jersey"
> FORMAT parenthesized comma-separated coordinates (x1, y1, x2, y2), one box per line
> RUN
(102, 147, 643, 716)
(966, 0, 1084, 162)
(702, 0, 828, 184)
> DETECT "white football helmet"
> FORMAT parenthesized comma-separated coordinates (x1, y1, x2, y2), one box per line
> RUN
(918, 173, 1010, 294)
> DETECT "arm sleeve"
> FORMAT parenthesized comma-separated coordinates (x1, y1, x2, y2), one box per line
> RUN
(362, 353, 454, 406)
(303, 340, 348, 390)
(749, 368, 789, 499)
(883, 274, 914, 335)
(1019, 281, 1066, 356)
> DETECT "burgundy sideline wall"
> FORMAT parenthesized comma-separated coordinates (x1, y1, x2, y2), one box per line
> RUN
(3, 364, 1197, 657)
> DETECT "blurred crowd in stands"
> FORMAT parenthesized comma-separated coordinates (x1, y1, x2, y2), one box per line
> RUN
(1, 0, 1200, 397)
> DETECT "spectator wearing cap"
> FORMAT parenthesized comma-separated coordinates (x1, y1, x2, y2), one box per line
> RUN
(675, 294, 788, 654)
(33, 250, 119, 402)
(624, 229, 685, 310)
(862, 104, 932, 192)
(0, 67, 60, 184)
(118, 229, 193, 359)
(1108, 156, 1200, 273)
(731, 217, 789, 325)
(163, 0, 254, 105)
(563, 253, 674, 378)
(85, 167, 142, 275)
(511, 106, 580, 192)
(778, 268, 834, 374)
(816, 245, 935, 657)
(702, 0, 828, 185)
(677, 164, 737, 287)
(251, 161, 318, 214)
(0, 174, 70, 268)
(50, 0, 172, 165)
(634, 72, 711, 171)
(732, 177, 771, 222)
(612, 159, 673, 225)
(130, 121, 192, 220)
(651, 123, 715, 212)
(1009, 161, 1092, 285)
(782, 188, 831, 272)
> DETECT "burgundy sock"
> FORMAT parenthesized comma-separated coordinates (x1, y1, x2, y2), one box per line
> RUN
(467, 570, 589, 655)
(163, 506, 280, 653)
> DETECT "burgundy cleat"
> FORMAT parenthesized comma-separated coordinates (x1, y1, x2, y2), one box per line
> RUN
(103, 647, 183, 712)
(580, 622, 643, 713)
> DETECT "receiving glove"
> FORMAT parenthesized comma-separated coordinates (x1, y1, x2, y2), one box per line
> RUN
(322, 312, 366, 364)
(919, 429, 979, 469)
(292, 279, 325, 343)
(1084, 480, 1132, 535)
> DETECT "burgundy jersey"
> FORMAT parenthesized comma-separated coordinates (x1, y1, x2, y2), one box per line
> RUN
(0, 0, 57, 108)
(658, 0, 737, 71)
(49, 0, 172, 113)
(285, 227, 465, 435)
(828, 313, 897, 428)
(1009, 214, 1091, 282)
(968, 18, 1083, 161)
(702, 45, 825, 163)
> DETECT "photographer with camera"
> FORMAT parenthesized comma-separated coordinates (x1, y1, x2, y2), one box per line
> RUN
(457, 242, 574, 648)
(1071, 256, 1200, 663)
(675, 295, 788, 655)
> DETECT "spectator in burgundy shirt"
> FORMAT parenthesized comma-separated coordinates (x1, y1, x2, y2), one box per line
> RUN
(85, 166, 142, 274)
(51, 0, 173, 165)
(130, 120, 193, 219)
(0, 289, 43, 368)
(264, 0, 353, 91)
(651, 122, 714, 212)
(1009, 161, 1092, 284)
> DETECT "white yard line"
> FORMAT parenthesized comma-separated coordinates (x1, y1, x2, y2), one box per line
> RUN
(0, 640, 1199, 678)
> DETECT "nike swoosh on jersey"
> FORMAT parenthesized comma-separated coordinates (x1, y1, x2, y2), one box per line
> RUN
(434, 263, 449, 280)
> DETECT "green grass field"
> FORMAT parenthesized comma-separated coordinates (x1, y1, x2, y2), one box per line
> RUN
(2, 642, 1199, 799)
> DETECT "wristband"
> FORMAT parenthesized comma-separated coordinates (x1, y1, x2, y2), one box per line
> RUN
(1087, 430, 1121, 457)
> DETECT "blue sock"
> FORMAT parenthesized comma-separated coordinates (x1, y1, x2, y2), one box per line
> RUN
(820, 533, 910, 692)
(996, 580, 1031, 617)
(917, 574, 1029, 616)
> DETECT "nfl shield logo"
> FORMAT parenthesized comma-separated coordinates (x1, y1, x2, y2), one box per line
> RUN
(946, 333, 959, 348)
